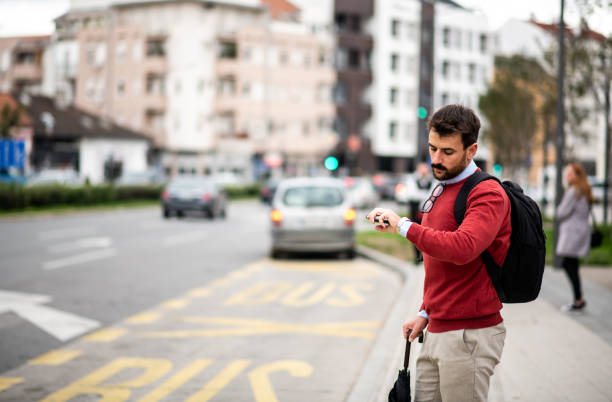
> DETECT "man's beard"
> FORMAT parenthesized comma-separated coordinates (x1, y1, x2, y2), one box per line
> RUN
(431, 153, 469, 180)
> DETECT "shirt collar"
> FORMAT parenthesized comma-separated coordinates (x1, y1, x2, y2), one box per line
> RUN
(439, 160, 477, 185)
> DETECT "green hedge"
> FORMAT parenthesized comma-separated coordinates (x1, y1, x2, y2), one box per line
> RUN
(0, 183, 262, 211)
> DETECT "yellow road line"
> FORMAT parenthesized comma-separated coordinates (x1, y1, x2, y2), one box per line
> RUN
(83, 328, 128, 342)
(29, 349, 82, 366)
(161, 299, 189, 309)
(0, 377, 23, 392)
(125, 312, 162, 324)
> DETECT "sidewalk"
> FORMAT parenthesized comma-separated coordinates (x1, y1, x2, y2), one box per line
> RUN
(352, 247, 612, 402)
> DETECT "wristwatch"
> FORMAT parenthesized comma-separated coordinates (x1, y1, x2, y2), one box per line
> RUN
(396, 217, 410, 235)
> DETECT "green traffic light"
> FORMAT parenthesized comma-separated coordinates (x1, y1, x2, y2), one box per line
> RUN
(324, 156, 339, 171)
(493, 164, 503, 176)
(418, 106, 428, 119)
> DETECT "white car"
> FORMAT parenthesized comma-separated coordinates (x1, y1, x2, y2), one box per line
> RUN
(27, 169, 84, 187)
(269, 177, 356, 259)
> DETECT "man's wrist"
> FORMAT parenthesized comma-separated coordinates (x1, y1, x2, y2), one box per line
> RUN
(417, 309, 429, 321)
(396, 217, 412, 236)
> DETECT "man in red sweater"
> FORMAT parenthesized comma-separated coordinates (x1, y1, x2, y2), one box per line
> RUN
(367, 104, 511, 402)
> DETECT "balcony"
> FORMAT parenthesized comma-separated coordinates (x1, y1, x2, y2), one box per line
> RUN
(12, 63, 43, 82)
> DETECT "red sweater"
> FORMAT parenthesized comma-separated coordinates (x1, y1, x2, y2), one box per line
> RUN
(406, 172, 511, 332)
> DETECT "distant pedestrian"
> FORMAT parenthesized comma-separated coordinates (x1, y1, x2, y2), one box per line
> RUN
(556, 162, 595, 312)
(367, 104, 510, 402)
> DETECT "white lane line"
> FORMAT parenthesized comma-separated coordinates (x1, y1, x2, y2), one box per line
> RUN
(38, 226, 97, 241)
(42, 248, 117, 271)
(163, 231, 208, 247)
(47, 237, 113, 254)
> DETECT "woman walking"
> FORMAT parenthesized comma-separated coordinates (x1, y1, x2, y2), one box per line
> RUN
(556, 162, 595, 312)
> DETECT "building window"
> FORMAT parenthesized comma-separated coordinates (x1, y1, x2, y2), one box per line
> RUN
(116, 41, 127, 61)
(279, 51, 288, 65)
(391, 19, 400, 37)
(453, 62, 461, 80)
(218, 41, 237, 59)
(15, 51, 36, 65)
(442, 60, 449, 79)
(217, 75, 236, 96)
(350, 14, 361, 32)
(454, 28, 462, 48)
(390, 87, 398, 105)
(441, 92, 449, 105)
(466, 30, 473, 50)
(348, 49, 360, 69)
(117, 79, 125, 96)
(335, 48, 348, 69)
(443, 27, 451, 47)
(334, 13, 347, 31)
(391, 53, 399, 72)
(333, 82, 347, 104)
(479, 34, 488, 54)
(405, 55, 416, 74)
(86, 45, 95, 65)
(146, 38, 166, 57)
(389, 121, 397, 140)
(468, 63, 476, 83)
(146, 74, 165, 95)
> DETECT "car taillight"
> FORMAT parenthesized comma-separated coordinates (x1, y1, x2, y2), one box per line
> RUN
(395, 183, 406, 194)
(161, 190, 170, 200)
(202, 193, 211, 201)
(270, 209, 283, 227)
(344, 208, 356, 226)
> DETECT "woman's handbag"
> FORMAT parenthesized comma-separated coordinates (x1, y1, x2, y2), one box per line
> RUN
(590, 210, 603, 248)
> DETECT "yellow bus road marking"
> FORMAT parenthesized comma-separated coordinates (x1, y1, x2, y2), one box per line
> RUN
(138, 360, 213, 402)
(185, 360, 251, 402)
(83, 328, 128, 342)
(139, 317, 379, 339)
(266, 259, 380, 278)
(29, 349, 82, 366)
(125, 312, 162, 324)
(161, 299, 189, 309)
(0, 377, 23, 393)
(249, 360, 313, 402)
(209, 279, 232, 288)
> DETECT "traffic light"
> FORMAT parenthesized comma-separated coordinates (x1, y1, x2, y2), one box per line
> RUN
(324, 156, 339, 171)
(417, 106, 428, 119)
(493, 163, 503, 176)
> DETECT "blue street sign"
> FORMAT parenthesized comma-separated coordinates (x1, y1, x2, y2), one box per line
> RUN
(0, 140, 26, 169)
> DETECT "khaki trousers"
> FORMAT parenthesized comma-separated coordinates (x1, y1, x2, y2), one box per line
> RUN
(414, 323, 506, 402)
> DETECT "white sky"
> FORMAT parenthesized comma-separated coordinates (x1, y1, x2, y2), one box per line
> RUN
(0, 0, 610, 37)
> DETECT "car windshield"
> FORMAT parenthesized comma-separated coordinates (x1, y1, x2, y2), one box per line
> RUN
(282, 186, 344, 207)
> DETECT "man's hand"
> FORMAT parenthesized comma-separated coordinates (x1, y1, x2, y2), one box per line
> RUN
(402, 316, 428, 342)
(366, 208, 401, 234)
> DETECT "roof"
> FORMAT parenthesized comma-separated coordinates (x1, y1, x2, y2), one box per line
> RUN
(0, 93, 33, 126)
(529, 20, 607, 42)
(15, 93, 151, 142)
(260, 0, 299, 20)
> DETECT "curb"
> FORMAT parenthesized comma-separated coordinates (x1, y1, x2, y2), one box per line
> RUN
(346, 245, 424, 402)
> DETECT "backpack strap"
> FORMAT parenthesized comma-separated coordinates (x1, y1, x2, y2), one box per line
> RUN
(453, 170, 499, 226)
(454, 170, 505, 298)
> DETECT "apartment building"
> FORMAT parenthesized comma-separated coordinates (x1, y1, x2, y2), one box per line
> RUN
(40, 0, 338, 178)
(367, 0, 493, 173)
(0, 35, 50, 94)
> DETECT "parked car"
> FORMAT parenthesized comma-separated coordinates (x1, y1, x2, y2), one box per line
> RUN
(394, 173, 433, 205)
(161, 176, 227, 219)
(26, 169, 84, 187)
(589, 177, 611, 204)
(260, 177, 281, 204)
(269, 177, 356, 258)
(117, 170, 166, 186)
(346, 177, 379, 209)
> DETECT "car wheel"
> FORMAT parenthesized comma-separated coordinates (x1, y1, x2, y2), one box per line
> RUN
(345, 248, 356, 260)
(205, 208, 215, 219)
(176, 210, 185, 218)
(270, 248, 282, 259)
(163, 208, 171, 218)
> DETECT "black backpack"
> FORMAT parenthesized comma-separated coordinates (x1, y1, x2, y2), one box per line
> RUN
(454, 170, 546, 303)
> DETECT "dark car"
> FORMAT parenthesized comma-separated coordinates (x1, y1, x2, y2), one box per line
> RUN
(260, 177, 281, 204)
(161, 176, 227, 219)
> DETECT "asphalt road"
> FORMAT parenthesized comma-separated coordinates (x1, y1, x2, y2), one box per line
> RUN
(0, 201, 402, 401)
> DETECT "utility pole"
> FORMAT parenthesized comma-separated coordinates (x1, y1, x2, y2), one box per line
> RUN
(603, 55, 610, 224)
(553, 0, 566, 267)
(416, 0, 435, 165)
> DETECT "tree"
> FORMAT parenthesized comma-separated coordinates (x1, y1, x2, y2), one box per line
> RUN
(479, 55, 554, 178)
(0, 103, 22, 138)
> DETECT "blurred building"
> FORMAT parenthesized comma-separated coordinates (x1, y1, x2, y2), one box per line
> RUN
(496, 18, 608, 185)
(37, 0, 338, 180)
(0, 36, 50, 94)
(366, 0, 493, 174)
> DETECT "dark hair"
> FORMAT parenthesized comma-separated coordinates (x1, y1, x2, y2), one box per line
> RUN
(427, 104, 480, 148)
